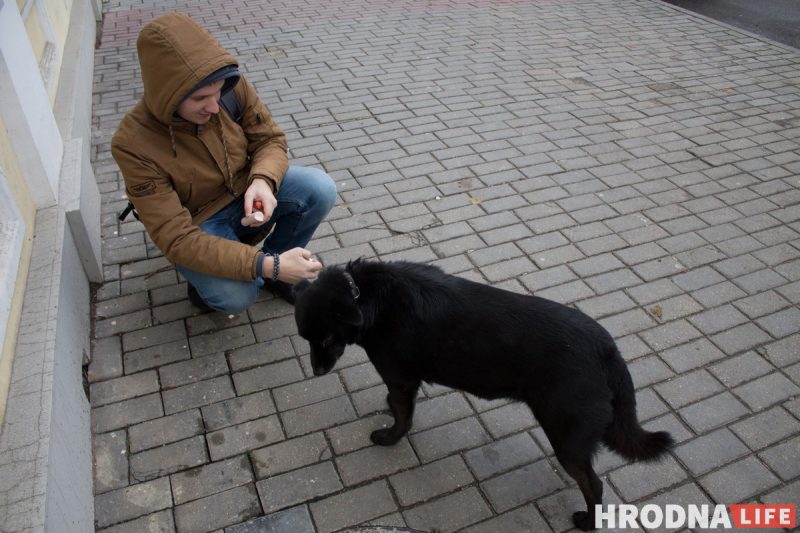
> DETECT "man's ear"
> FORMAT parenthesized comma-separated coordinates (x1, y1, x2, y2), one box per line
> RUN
(293, 280, 312, 298)
(338, 303, 363, 327)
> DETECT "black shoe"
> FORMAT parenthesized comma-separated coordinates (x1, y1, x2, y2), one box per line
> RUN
(187, 284, 213, 312)
(270, 280, 295, 305)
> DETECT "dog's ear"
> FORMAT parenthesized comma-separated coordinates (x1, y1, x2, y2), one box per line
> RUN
(337, 303, 363, 327)
(293, 280, 312, 298)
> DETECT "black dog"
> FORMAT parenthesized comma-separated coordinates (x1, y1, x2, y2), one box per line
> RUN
(293, 259, 672, 530)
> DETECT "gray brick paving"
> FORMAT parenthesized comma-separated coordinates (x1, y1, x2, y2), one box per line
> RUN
(90, 0, 800, 530)
(128, 409, 204, 453)
(93, 431, 129, 494)
(174, 484, 262, 532)
(256, 462, 344, 515)
(171, 455, 254, 505)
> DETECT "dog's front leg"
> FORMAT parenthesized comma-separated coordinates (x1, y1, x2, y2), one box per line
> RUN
(370, 381, 420, 446)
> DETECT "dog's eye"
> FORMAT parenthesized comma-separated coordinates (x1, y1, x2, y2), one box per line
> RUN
(321, 335, 335, 348)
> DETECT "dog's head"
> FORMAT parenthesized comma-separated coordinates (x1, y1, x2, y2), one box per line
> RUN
(293, 267, 363, 376)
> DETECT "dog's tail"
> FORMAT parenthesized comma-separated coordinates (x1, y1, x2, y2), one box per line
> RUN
(603, 346, 673, 462)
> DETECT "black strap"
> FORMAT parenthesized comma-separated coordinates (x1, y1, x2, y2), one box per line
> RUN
(118, 201, 139, 221)
(219, 89, 243, 123)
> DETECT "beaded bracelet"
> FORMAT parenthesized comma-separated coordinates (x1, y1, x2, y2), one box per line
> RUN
(265, 252, 280, 282)
(272, 253, 280, 282)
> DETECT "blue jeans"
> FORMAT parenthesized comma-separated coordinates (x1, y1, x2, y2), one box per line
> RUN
(176, 166, 336, 313)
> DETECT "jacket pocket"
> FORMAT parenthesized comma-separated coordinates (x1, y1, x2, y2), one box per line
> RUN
(175, 180, 193, 205)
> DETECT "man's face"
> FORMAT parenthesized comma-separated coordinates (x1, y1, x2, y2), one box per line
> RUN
(176, 79, 225, 125)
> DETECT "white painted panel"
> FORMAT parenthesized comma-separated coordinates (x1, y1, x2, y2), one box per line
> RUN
(0, 169, 25, 358)
(0, 0, 62, 207)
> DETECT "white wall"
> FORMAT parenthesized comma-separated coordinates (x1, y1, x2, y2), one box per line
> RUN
(0, 0, 99, 530)
(0, 0, 63, 208)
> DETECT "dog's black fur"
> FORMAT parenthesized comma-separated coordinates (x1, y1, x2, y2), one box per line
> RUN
(293, 259, 673, 530)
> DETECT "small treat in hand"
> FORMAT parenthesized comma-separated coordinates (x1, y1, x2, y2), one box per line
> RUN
(241, 211, 265, 225)
(241, 199, 266, 226)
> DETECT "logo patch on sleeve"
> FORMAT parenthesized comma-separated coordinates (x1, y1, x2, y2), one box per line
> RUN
(130, 181, 156, 197)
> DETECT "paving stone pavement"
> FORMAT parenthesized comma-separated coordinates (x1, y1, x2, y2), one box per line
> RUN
(89, 0, 800, 531)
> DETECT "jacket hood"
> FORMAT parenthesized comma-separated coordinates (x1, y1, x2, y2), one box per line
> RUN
(137, 12, 239, 124)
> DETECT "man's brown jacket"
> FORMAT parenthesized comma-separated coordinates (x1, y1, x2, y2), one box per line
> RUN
(112, 12, 288, 280)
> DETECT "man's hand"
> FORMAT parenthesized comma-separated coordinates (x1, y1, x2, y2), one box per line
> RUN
(264, 248, 322, 284)
(242, 178, 277, 227)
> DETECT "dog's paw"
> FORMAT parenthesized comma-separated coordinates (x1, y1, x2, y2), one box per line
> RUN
(572, 511, 595, 531)
(370, 428, 401, 446)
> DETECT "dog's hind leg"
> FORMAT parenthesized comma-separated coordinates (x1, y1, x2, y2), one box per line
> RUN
(560, 456, 603, 531)
(371, 380, 420, 446)
(537, 417, 604, 531)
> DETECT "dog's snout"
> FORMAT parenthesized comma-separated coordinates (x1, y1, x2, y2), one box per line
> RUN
(309, 343, 344, 376)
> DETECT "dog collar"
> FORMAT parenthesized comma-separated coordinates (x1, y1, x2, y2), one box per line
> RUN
(342, 271, 360, 299)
